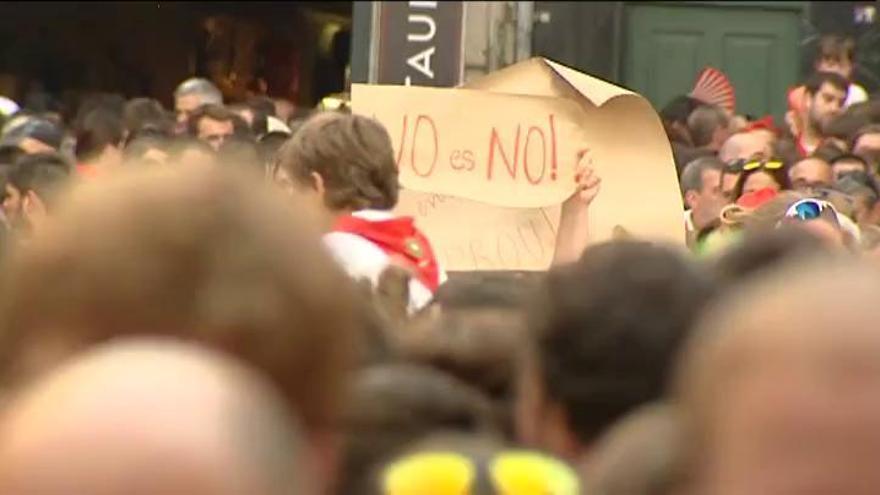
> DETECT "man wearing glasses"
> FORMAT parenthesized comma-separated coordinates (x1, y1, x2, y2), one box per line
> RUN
(788, 156, 834, 192)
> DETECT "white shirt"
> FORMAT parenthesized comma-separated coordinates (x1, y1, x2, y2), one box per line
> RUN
(846, 83, 868, 107)
(323, 210, 446, 313)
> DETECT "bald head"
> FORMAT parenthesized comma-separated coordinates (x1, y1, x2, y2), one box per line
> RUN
(678, 259, 880, 495)
(789, 157, 833, 190)
(718, 132, 772, 163)
(0, 338, 309, 495)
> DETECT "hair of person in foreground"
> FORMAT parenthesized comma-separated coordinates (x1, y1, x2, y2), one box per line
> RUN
(0, 337, 311, 495)
(582, 402, 686, 495)
(368, 432, 583, 495)
(709, 224, 834, 290)
(675, 258, 880, 495)
(0, 164, 359, 488)
(518, 240, 715, 462)
(400, 271, 541, 438)
(337, 364, 501, 495)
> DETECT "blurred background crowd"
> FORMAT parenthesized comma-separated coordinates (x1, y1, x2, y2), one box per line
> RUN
(0, 3, 876, 495)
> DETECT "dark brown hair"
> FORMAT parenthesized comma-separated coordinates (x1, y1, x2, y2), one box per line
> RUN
(74, 108, 125, 161)
(817, 34, 856, 64)
(123, 97, 173, 136)
(186, 103, 250, 137)
(804, 71, 849, 96)
(399, 308, 527, 438)
(731, 158, 791, 201)
(337, 364, 499, 495)
(275, 112, 399, 211)
(528, 241, 716, 445)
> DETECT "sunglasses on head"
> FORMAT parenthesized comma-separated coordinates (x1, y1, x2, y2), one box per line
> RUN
(725, 159, 746, 173)
(742, 160, 784, 172)
(381, 450, 581, 495)
(782, 198, 838, 222)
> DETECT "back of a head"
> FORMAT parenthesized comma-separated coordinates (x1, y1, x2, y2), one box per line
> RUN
(0, 165, 358, 435)
(338, 364, 499, 495)
(258, 131, 292, 167)
(122, 135, 170, 167)
(836, 173, 878, 204)
(585, 403, 685, 495)
(431, 272, 541, 312)
(9, 151, 72, 208)
(400, 307, 528, 437)
(676, 258, 880, 493)
(246, 96, 276, 136)
(851, 122, 880, 150)
(288, 108, 316, 137)
(175, 77, 223, 106)
(217, 135, 261, 173)
(687, 105, 728, 148)
(74, 108, 125, 162)
(123, 97, 172, 136)
(813, 141, 845, 163)
(168, 136, 216, 164)
(529, 241, 715, 444)
(0, 337, 310, 495)
(276, 112, 399, 211)
(710, 225, 833, 289)
(827, 103, 870, 142)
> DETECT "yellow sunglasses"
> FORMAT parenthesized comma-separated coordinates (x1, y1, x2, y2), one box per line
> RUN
(381, 450, 581, 495)
(742, 160, 784, 172)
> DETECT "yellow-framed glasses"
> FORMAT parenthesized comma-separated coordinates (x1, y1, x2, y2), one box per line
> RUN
(381, 450, 581, 495)
(742, 160, 784, 172)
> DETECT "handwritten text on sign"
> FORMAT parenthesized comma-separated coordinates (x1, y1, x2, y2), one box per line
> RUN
(352, 84, 584, 208)
(396, 190, 560, 271)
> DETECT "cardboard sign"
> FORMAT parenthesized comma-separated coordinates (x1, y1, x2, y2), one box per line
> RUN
(355, 58, 686, 270)
(352, 84, 585, 208)
(395, 190, 560, 271)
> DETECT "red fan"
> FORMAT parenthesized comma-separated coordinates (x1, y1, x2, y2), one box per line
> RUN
(689, 67, 736, 113)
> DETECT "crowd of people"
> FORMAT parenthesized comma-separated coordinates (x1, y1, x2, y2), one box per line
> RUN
(0, 32, 877, 495)
(672, 35, 880, 258)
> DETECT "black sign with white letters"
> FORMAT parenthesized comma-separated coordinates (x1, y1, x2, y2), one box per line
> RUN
(376, 1, 464, 87)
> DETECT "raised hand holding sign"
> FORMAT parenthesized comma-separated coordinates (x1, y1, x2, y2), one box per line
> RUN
(353, 58, 685, 271)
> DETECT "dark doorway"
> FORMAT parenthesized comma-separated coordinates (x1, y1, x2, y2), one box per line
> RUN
(0, 2, 352, 112)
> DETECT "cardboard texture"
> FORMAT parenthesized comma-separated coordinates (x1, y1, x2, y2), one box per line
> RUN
(395, 191, 561, 271)
(351, 84, 583, 208)
(352, 58, 685, 271)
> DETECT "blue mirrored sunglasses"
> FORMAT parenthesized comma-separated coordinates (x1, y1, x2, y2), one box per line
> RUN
(784, 199, 832, 221)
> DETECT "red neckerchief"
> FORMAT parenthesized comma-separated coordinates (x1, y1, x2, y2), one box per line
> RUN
(333, 214, 440, 292)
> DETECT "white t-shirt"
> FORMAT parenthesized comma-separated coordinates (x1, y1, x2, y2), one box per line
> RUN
(323, 210, 445, 313)
(846, 83, 868, 107)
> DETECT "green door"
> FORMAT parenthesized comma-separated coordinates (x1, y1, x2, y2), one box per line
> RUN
(624, 2, 804, 121)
